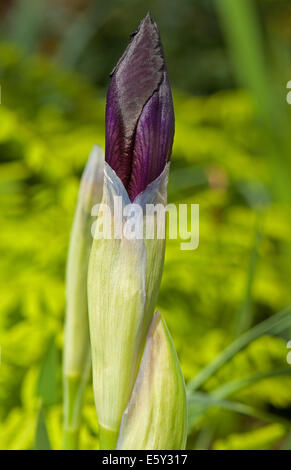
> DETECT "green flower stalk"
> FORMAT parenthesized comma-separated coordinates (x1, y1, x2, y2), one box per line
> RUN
(88, 14, 187, 450)
(63, 145, 104, 449)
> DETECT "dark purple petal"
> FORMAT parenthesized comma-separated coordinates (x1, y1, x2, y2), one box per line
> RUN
(128, 70, 174, 200)
(105, 13, 174, 200)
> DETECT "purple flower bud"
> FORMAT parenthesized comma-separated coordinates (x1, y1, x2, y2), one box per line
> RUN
(105, 13, 174, 201)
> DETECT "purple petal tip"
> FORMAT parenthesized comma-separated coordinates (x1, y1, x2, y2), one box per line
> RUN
(105, 14, 174, 201)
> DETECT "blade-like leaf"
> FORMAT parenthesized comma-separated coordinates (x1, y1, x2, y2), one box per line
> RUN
(188, 393, 291, 431)
(37, 337, 58, 406)
(188, 306, 291, 393)
(212, 367, 291, 400)
(34, 405, 51, 450)
(233, 220, 261, 337)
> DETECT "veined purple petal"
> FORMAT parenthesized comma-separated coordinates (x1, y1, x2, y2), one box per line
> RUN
(128, 70, 174, 200)
(105, 13, 174, 201)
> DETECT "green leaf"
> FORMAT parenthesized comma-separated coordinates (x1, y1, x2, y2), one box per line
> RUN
(188, 306, 291, 393)
(215, 0, 291, 203)
(232, 220, 261, 337)
(34, 406, 51, 450)
(212, 367, 291, 400)
(213, 423, 286, 450)
(188, 392, 291, 431)
(36, 337, 58, 406)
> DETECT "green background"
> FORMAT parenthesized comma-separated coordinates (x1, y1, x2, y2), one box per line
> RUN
(0, 0, 291, 450)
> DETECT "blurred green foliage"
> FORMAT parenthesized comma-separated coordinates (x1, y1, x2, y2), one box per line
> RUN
(0, 0, 291, 451)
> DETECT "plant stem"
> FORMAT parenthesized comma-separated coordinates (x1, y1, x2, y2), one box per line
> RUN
(63, 427, 79, 450)
(99, 424, 119, 450)
(63, 375, 86, 450)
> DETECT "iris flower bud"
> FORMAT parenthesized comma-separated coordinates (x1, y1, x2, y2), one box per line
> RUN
(105, 12, 174, 201)
(63, 145, 104, 449)
(88, 14, 186, 450)
(88, 162, 168, 449)
(117, 312, 187, 450)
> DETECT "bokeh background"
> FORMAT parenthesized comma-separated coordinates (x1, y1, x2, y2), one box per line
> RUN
(0, 0, 291, 450)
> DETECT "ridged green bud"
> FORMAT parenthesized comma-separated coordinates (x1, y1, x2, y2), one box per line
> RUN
(64, 145, 104, 377)
(63, 145, 104, 448)
(116, 312, 187, 450)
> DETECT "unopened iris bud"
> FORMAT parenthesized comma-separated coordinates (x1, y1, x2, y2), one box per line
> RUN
(105, 12, 174, 201)
(64, 145, 104, 377)
(117, 312, 187, 450)
(88, 14, 176, 449)
(63, 145, 104, 449)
